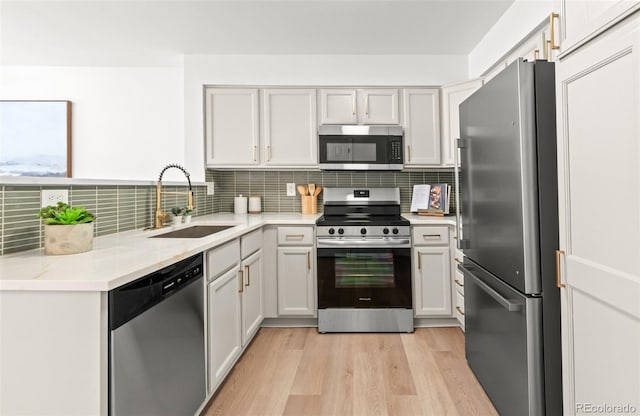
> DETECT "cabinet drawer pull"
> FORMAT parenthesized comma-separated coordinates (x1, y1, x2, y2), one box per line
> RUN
(422, 234, 441, 238)
(286, 234, 305, 239)
(456, 306, 465, 316)
(454, 258, 462, 264)
(238, 269, 244, 293)
(245, 265, 250, 287)
(307, 251, 311, 270)
(454, 279, 464, 287)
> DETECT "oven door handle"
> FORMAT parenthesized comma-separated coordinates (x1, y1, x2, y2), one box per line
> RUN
(316, 238, 411, 248)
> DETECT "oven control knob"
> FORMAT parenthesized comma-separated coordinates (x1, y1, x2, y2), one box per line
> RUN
(383, 227, 390, 235)
(338, 228, 344, 235)
(392, 227, 399, 234)
(328, 228, 335, 235)
(360, 228, 367, 235)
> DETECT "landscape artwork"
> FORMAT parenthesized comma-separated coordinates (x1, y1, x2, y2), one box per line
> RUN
(0, 101, 72, 177)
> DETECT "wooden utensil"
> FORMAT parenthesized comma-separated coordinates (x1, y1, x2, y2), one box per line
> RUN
(308, 183, 315, 196)
(297, 185, 308, 196)
(313, 186, 322, 197)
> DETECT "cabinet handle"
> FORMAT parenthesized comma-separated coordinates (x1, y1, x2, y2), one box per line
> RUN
(266, 145, 271, 161)
(286, 234, 305, 239)
(407, 145, 411, 162)
(456, 306, 465, 316)
(307, 251, 311, 270)
(245, 265, 250, 287)
(534, 49, 540, 60)
(454, 258, 462, 264)
(238, 269, 244, 293)
(422, 234, 441, 239)
(352, 95, 356, 115)
(545, 39, 552, 61)
(365, 96, 369, 116)
(252, 145, 257, 162)
(556, 249, 566, 288)
(454, 279, 464, 287)
(549, 12, 560, 51)
(418, 254, 421, 270)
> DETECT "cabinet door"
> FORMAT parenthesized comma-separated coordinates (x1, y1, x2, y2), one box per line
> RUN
(556, 16, 640, 415)
(360, 88, 399, 124)
(241, 250, 263, 345)
(413, 246, 452, 317)
(319, 89, 357, 124)
(441, 80, 483, 166)
(262, 89, 317, 166)
(402, 88, 441, 166)
(277, 246, 315, 316)
(204, 88, 259, 166)
(561, 0, 640, 53)
(207, 266, 242, 392)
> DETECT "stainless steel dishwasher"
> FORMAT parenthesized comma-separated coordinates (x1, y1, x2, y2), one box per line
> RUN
(109, 253, 206, 416)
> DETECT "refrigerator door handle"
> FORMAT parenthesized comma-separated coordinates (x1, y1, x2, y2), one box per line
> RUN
(460, 264, 523, 312)
(454, 138, 464, 249)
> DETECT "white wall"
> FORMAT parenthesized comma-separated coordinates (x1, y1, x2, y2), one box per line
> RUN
(184, 54, 468, 180)
(468, 0, 557, 78)
(0, 66, 186, 182)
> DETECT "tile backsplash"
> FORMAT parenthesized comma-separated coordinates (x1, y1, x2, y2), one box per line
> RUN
(0, 170, 455, 256)
(206, 169, 456, 215)
(0, 184, 214, 256)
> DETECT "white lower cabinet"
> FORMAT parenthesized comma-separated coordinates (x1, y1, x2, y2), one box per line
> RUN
(277, 246, 315, 316)
(241, 249, 263, 344)
(413, 246, 452, 317)
(207, 265, 242, 392)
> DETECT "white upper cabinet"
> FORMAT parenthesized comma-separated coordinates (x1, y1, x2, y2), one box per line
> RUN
(262, 89, 317, 166)
(441, 80, 483, 167)
(319, 89, 358, 124)
(556, 14, 640, 415)
(205, 88, 260, 167)
(402, 88, 441, 166)
(319, 88, 399, 125)
(561, 0, 640, 53)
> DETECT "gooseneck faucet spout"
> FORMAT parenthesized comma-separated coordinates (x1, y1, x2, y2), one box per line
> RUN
(152, 163, 194, 229)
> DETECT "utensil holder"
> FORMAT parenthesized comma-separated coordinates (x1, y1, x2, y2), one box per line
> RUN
(301, 196, 317, 214)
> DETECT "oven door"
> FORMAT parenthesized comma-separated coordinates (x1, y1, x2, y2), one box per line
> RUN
(317, 247, 412, 308)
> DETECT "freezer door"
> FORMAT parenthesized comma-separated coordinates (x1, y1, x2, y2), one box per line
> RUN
(459, 58, 541, 294)
(461, 260, 544, 416)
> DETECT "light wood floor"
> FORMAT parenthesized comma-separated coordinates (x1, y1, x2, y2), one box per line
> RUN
(202, 327, 498, 416)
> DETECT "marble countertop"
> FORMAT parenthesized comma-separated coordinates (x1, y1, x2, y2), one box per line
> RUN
(0, 212, 456, 292)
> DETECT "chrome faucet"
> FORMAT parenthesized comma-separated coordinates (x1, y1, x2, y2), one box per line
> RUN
(152, 164, 194, 229)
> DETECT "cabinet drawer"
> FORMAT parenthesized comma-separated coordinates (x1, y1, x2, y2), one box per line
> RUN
(207, 239, 240, 280)
(454, 269, 465, 296)
(455, 290, 465, 318)
(412, 226, 449, 246)
(241, 229, 263, 259)
(277, 227, 314, 245)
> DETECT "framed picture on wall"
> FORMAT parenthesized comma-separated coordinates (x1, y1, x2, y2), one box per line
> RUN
(0, 100, 72, 177)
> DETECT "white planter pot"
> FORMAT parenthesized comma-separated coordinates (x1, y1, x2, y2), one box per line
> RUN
(172, 216, 183, 226)
(44, 223, 94, 255)
(183, 215, 192, 224)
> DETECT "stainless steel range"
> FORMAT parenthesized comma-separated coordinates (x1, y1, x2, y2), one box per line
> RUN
(316, 188, 413, 333)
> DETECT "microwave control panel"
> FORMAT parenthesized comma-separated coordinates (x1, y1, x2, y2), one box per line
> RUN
(390, 139, 403, 162)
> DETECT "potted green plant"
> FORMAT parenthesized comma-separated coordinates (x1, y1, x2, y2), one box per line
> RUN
(38, 202, 95, 255)
(182, 208, 193, 224)
(170, 206, 184, 225)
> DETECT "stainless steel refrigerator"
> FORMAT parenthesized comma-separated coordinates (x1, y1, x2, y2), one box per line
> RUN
(457, 58, 562, 416)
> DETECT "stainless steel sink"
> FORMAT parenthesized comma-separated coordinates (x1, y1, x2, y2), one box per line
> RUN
(150, 225, 235, 238)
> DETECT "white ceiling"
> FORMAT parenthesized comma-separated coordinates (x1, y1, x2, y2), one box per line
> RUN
(1, 0, 515, 66)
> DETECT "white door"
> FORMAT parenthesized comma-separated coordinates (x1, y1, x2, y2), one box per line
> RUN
(207, 266, 242, 392)
(319, 89, 357, 124)
(204, 88, 260, 166)
(556, 15, 640, 415)
(240, 250, 263, 345)
(360, 89, 399, 124)
(277, 246, 315, 316)
(413, 246, 452, 317)
(441, 80, 483, 166)
(402, 88, 441, 166)
(262, 89, 317, 166)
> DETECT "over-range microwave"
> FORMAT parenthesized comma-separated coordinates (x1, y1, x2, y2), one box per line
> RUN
(318, 125, 404, 171)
